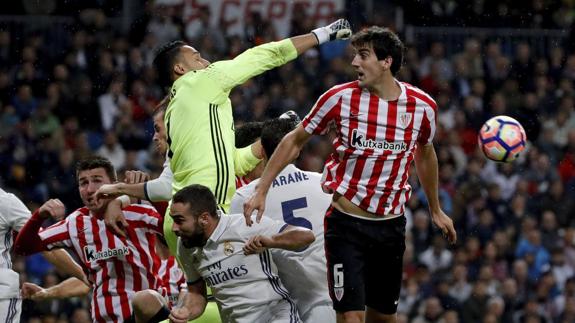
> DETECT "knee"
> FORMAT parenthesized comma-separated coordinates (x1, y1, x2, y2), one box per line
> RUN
(132, 290, 163, 315)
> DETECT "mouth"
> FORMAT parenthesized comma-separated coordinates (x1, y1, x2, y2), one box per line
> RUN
(357, 71, 365, 80)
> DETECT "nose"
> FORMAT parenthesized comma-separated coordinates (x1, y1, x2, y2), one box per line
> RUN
(351, 55, 360, 67)
(172, 223, 180, 236)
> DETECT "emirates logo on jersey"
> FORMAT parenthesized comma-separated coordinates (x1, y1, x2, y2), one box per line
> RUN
(84, 245, 130, 263)
(350, 129, 408, 152)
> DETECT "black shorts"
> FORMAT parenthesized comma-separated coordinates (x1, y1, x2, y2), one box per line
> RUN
(324, 207, 406, 314)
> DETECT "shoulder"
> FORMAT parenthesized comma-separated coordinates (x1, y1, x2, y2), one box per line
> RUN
(401, 82, 437, 110)
(321, 81, 360, 98)
(235, 179, 258, 198)
(123, 204, 160, 218)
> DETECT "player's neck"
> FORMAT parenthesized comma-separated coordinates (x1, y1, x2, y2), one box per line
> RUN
(368, 75, 400, 101)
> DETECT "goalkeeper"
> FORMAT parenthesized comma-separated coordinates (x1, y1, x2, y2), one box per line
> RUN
(149, 18, 352, 255)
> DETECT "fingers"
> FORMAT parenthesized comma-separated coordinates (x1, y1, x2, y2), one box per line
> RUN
(40, 199, 66, 220)
(243, 202, 254, 227)
(109, 221, 127, 238)
(243, 236, 264, 255)
(125, 170, 150, 184)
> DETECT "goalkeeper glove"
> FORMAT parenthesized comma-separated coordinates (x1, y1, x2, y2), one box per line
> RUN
(312, 19, 352, 45)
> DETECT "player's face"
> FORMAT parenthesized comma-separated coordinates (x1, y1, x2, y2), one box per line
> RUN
(152, 112, 167, 155)
(170, 202, 206, 248)
(178, 46, 210, 72)
(78, 168, 113, 213)
(351, 44, 387, 88)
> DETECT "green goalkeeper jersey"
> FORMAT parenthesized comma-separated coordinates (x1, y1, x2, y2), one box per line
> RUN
(163, 39, 298, 253)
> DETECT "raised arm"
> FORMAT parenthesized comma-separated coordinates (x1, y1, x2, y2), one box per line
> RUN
(14, 199, 66, 256)
(212, 19, 351, 92)
(243, 125, 312, 225)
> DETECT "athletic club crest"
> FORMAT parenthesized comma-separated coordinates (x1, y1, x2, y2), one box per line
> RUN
(399, 113, 412, 128)
(223, 241, 234, 256)
(334, 287, 344, 301)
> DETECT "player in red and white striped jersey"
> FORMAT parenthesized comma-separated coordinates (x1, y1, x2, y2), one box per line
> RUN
(14, 156, 166, 323)
(244, 27, 457, 323)
(158, 256, 186, 308)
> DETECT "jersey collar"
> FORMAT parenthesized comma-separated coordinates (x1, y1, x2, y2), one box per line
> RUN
(207, 210, 228, 243)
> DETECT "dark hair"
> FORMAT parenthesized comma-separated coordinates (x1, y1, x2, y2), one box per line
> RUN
(153, 95, 170, 118)
(351, 26, 404, 75)
(153, 40, 186, 90)
(172, 184, 218, 217)
(76, 156, 117, 182)
(235, 121, 265, 148)
(260, 118, 296, 158)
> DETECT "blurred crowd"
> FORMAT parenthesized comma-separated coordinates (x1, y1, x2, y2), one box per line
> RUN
(1, 1, 575, 323)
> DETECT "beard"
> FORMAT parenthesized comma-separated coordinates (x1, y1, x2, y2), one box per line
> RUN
(181, 228, 206, 248)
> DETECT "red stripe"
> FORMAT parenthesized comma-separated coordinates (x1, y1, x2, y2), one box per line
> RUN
(104, 228, 131, 320)
(77, 215, 102, 322)
(127, 226, 157, 291)
(91, 217, 116, 322)
(343, 89, 366, 201)
(147, 232, 161, 288)
(403, 83, 437, 111)
(43, 230, 70, 247)
(376, 99, 399, 212)
(390, 95, 417, 211)
(302, 82, 357, 132)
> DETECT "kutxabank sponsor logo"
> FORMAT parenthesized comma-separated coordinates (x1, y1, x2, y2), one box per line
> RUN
(351, 129, 407, 151)
(84, 245, 130, 262)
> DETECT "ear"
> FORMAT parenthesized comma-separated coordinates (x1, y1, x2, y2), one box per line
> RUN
(173, 63, 186, 77)
(379, 56, 393, 71)
(199, 211, 210, 226)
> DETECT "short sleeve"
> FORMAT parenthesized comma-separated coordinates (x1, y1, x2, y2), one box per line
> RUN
(39, 219, 72, 250)
(244, 215, 287, 238)
(302, 85, 350, 135)
(176, 239, 202, 284)
(1, 193, 31, 231)
(417, 104, 437, 145)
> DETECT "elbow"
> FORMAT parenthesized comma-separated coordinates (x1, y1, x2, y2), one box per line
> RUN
(298, 231, 315, 250)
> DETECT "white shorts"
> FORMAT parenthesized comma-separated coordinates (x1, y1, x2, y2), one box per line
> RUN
(301, 303, 336, 323)
(229, 299, 301, 323)
(0, 298, 21, 323)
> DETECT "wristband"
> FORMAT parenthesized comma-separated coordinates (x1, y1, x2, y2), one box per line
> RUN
(311, 27, 330, 45)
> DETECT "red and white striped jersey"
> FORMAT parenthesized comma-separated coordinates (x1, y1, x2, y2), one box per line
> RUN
(302, 80, 437, 217)
(235, 176, 251, 189)
(38, 204, 164, 322)
(159, 256, 186, 308)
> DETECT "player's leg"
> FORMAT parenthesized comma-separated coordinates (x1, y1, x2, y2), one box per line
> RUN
(131, 290, 170, 323)
(301, 303, 336, 323)
(267, 298, 301, 323)
(324, 207, 367, 323)
(0, 298, 21, 323)
(364, 216, 406, 323)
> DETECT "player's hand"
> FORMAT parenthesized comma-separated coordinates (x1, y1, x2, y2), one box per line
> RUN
(312, 18, 352, 44)
(38, 199, 65, 221)
(124, 170, 150, 184)
(243, 235, 272, 255)
(431, 209, 457, 244)
(21, 282, 49, 300)
(94, 183, 122, 201)
(169, 306, 191, 323)
(243, 191, 266, 227)
(104, 199, 128, 238)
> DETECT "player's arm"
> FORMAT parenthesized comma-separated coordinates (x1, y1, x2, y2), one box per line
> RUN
(14, 199, 66, 256)
(233, 143, 263, 177)
(414, 143, 456, 244)
(21, 277, 91, 300)
(41, 249, 88, 284)
(212, 19, 351, 92)
(243, 125, 312, 225)
(169, 279, 207, 323)
(243, 225, 315, 255)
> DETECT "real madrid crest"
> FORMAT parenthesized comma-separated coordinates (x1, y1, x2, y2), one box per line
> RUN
(223, 241, 234, 256)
